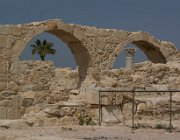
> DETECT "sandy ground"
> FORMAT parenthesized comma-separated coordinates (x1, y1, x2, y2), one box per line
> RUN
(0, 125, 180, 140)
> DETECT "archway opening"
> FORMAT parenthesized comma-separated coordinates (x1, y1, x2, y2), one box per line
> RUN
(18, 29, 91, 88)
(113, 44, 148, 69)
(133, 40, 167, 64)
(19, 32, 77, 69)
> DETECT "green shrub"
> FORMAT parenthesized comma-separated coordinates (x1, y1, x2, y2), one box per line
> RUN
(76, 110, 96, 126)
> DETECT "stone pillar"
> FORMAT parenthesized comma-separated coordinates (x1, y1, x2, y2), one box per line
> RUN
(125, 48, 136, 70)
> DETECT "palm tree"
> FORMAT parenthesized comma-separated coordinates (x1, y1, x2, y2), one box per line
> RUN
(31, 39, 56, 61)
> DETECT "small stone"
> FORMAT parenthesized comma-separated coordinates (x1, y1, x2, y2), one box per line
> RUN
(137, 103, 146, 113)
(69, 89, 80, 95)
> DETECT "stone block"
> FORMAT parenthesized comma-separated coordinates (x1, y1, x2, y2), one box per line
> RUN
(0, 119, 29, 129)
(69, 89, 80, 95)
(0, 62, 9, 75)
(1, 90, 17, 97)
(21, 85, 35, 92)
(57, 23, 74, 34)
(137, 103, 146, 113)
(11, 95, 22, 107)
(0, 107, 6, 119)
(22, 98, 34, 107)
(20, 91, 36, 99)
(84, 27, 99, 37)
(43, 117, 59, 126)
(168, 77, 177, 83)
(0, 35, 7, 48)
(100, 94, 109, 105)
(151, 84, 168, 91)
(85, 88, 99, 104)
(7, 81, 19, 91)
(0, 100, 11, 107)
(122, 102, 134, 120)
(100, 93, 123, 105)
(73, 28, 84, 41)
(102, 105, 123, 123)
(44, 108, 65, 117)
(58, 116, 78, 125)
(6, 107, 20, 119)
(0, 82, 6, 92)
(101, 76, 117, 87)
(18, 107, 26, 118)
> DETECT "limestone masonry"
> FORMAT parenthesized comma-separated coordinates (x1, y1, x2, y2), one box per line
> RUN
(0, 19, 180, 128)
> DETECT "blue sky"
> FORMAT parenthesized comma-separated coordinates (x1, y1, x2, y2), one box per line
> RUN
(0, 0, 179, 68)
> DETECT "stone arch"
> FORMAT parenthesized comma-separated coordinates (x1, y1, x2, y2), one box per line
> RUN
(14, 20, 91, 87)
(20, 32, 77, 68)
(110, 32, 176, 68)
(113, 44, 148, 68)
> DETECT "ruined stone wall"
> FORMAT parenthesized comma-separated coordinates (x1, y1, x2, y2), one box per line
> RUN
(100, 61, 180, 90)
(0, 61, 79, 120)
(87, 60, 180, 127)
(0, 60, 179, 127)
(0, 19, 179, 88)
(0, 19, 180, 127)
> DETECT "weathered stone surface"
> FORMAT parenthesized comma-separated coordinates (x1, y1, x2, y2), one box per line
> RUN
(7, 81, 19, 91)
(0, 90, 17, 97)
(20, 91, 35, 107)
(0, 26, 22, 36)
(0, 19, 179, 78)
(22, 98, 34, 107)
(100, 77, 117, 87)
(69, 89, 80, 95)
(102, 105, 123, 123)
(24, 106, 42, 115)
(0, 107, 7, 119)
(58, 116, 78, 125)
(84, 87, 99, 104)
(0, 59, 179, 126)
(122, 102, 134, 120)
(0, 35, 7, 48)
(20, 91, 36, 99)
(0, 82, 6, 92)
(6, 107, 20, 119)
(0, 100, 11, 107)
(57, 100, 84, 106)
(44, 108, 65, 117)
(0, 120, 29, 129)
(43, 117, 59, 126)
(0, 19, 180, 127)
(11, 95, 22, 107)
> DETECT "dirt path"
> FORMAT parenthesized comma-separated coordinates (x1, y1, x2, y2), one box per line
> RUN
(0, 125, 180, 140)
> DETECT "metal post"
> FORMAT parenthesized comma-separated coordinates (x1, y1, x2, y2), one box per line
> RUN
(99, 91, 101, 126)
(169, 92, 172, 133)
(132, 91, 135, 132)
(115, 92, 117, 105)
(100, 104, 102, 125)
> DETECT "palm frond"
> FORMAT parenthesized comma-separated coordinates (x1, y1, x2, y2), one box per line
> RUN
(35, 39, 41, 46)
(30, 39, 56, 60)
(32, 48, 38, 55)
